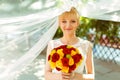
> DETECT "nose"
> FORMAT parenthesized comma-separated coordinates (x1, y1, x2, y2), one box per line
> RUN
(66, 22, 71, 28)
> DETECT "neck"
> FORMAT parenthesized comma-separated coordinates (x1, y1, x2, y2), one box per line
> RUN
(61, 34, 78, 45)
(63, 35, 76, 41)
(63, 32, 76, 40)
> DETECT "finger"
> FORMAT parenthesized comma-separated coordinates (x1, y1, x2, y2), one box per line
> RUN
(70, 72, 75, 77)
(62, 75, 70, 79)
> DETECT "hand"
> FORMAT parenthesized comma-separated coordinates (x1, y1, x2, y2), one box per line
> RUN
(61, 72, 75, 80)
(61, 72, 71, 80)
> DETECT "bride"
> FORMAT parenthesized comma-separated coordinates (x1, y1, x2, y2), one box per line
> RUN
(45, 7, 95, 80)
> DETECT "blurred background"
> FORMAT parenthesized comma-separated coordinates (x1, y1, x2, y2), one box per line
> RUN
(0, 0, 120, 80)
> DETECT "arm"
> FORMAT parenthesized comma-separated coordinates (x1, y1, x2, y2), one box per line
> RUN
(83, 42, 95, 80)
(73, 42, 95, 80)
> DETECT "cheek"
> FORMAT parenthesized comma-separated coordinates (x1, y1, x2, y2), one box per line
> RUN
(59, 22, 65, 29)
(72, 24, 79, 30)
(73, 26, 78, 31)
(74, 22, 79, 30)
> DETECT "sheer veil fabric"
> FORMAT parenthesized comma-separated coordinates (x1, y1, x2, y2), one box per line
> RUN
(0, 0, 120, 80)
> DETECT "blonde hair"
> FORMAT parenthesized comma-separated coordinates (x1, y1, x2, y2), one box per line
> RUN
(59, 7, 80, 21)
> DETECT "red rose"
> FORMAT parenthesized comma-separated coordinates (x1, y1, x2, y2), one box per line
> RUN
(60, 45, 67, 49)
(62, 45, 72, 54)
(55, 45, 66, 50)
(69, 64, 76, 73)
(72, 54, 82, 63)
(69, 47, 76, 51)
(56, 67, 61, 71)
(63, 48, 71, 54)
(52, 53, 60, 62)
(61, 58, 69, 67)
(48, 55, 51, 61)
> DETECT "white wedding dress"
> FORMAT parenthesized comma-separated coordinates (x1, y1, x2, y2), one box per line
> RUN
(48, 37, 93, 74)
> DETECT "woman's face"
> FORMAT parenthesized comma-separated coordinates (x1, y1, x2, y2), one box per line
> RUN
(59, 15, 79, 35)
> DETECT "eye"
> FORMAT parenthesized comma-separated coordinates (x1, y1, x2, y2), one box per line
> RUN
(71, 20, 76, 23)
(62, 21, 67, 23)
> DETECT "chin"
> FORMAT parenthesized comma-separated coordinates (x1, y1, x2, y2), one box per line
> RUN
(64, 31, 74, 34)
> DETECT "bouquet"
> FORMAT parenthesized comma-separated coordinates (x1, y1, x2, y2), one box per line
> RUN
(48, 45, 83, 73)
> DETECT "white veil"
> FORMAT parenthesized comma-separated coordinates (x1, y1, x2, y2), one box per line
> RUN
(0, 0, 120, 80)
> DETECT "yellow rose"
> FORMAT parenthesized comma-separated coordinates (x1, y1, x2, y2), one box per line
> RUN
(51, 49, 56, 56)
(62, 66, 69, 73)
(56, 60, 63, 69)
(71, 50, 77, 56)
(67, 45, 72, 48)
(49, 61, 56, 69)
(76, 48, 80, 53)
(57, 49, 64, 58)
(69, 58, 74, 66)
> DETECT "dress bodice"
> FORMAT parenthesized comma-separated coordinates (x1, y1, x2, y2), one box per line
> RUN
(48, 37, 92, 74)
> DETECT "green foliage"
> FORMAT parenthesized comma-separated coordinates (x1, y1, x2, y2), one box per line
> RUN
(76, 17, 94, 38)
(53, 27, 63, 39)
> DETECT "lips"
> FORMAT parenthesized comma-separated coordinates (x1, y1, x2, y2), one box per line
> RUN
(65, 28, 72, 30)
